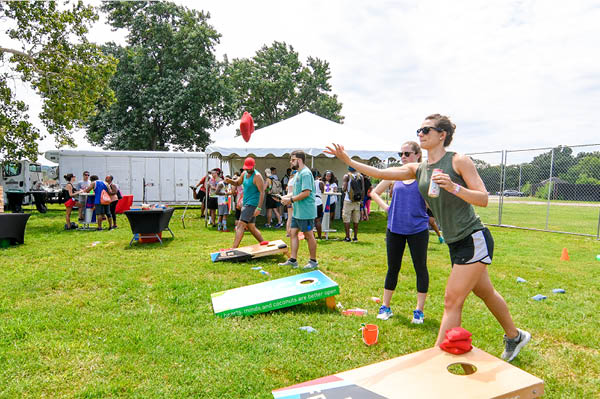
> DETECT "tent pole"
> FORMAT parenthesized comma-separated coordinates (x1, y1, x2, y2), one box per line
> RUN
(205, 153, 209, 227)
(311, 155, 314, 169)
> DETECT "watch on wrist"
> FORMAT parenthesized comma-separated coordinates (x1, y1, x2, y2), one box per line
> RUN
(453, 184, 461, 195)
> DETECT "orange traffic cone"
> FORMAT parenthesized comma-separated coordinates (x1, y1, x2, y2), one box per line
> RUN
(560, 247, 570, 261)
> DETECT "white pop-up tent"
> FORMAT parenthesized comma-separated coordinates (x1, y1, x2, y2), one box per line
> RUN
(207, 112, 401, 181)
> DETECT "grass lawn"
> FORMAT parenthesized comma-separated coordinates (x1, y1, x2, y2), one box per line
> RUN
(1, 206, 599, 398)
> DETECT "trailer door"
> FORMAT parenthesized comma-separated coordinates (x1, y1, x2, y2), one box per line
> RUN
(145, 158, 160, 202)
(106, 157, 131, 195)
(159, 158, 175, 203)
(174, 158, 188, 202)
(131, 158, 145, 202)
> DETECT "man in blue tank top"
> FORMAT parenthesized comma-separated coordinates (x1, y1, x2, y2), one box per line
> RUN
(224, 157, 265, 248)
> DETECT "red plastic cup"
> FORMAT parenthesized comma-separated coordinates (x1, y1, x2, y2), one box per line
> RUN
(361, 323, 379, 346)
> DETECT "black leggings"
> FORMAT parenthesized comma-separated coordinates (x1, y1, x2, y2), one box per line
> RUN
(385, 228, 429, 293)
(110, 200, 118, 224)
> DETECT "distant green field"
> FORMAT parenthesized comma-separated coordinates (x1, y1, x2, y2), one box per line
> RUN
(371, 195, 600, 236)
(1, 208, 599, 398)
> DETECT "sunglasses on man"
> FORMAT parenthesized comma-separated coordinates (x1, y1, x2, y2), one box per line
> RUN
(416, 126, 443, 136)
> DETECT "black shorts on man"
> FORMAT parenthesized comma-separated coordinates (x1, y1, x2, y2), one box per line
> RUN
(207, 197, 218, 210)
(448, 228, 494, 265)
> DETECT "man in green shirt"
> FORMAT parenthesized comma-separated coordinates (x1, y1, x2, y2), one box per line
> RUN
(279, 150, 318, 269)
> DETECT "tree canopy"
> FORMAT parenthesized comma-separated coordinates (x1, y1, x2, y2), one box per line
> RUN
(0, 1, 117, 162)
(225, 41, 344, 130)
(86, 2, 235, 151)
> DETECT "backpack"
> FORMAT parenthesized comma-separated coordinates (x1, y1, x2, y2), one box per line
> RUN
(349, 173, 364, 202)
(270, 176, 283, 195)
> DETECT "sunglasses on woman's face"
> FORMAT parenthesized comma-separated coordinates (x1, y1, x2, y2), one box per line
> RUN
(399, 151, 415, 157)
(416, 126, 443, 136)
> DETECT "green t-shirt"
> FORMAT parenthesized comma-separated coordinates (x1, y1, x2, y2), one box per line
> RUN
(415, 151, 484, 244)
(293, 166, 316, 220)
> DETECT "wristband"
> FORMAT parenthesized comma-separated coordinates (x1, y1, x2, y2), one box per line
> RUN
(257, 207, 262, 211)
(291, 197, 294, 203)
(452, 184, 461, 195)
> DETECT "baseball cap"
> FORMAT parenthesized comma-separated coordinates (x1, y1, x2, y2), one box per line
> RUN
(243, 157, 255, 170)
(348, 166, 356, 172)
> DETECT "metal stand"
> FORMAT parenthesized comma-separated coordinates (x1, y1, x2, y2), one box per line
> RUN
(321, 192, 342, 240)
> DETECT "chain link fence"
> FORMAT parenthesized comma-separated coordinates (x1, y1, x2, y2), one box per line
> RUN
(468, 144, 600, 239)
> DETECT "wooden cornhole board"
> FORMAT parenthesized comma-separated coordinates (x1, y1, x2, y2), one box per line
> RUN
(211, 239, 289, 262)
(272, 346, 543, 399)
(211, 270, 339, 317)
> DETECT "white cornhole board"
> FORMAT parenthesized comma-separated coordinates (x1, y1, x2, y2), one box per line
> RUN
(273, 346, 543, 399)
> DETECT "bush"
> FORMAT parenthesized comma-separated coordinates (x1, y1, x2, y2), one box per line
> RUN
(521, 182, 532, 196)
(535, 181, 553, 199)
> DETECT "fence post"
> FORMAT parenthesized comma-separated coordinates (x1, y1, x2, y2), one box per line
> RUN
(498, 150, 506, 225)
(596, 207, 600, 240)
(545, 148, 554, 230)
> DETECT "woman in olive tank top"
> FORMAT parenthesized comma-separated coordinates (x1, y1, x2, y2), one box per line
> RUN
(325, 114, 530, 363)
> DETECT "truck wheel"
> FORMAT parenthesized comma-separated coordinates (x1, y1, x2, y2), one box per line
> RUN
(33, 193, 48, 213)
(35, 201, 48, 213)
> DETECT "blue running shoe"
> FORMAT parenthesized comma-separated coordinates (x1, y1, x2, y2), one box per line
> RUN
(376, 305, 393, 320)
(411, 309, 424, 324)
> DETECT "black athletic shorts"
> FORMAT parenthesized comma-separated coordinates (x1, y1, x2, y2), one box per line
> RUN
(235, 208, 241, 220)
(316, 204, 323, 219)
(448, 228, 494, 265)
(426, 208, 434, 218)
(266, 194, 279, 209)
(197, 190, 206, 202)
(207, 197, 218, 210)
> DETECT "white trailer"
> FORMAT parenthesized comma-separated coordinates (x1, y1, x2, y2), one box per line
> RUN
(44, 150, 228, 204)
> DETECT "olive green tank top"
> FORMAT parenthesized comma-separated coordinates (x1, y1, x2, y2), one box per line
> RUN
(416, 151, 484, 244)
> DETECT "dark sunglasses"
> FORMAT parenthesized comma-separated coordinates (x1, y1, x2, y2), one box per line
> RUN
(84, 174, 90, 176)
(416, 126, 443, 136)
(399, 151, 415, 157)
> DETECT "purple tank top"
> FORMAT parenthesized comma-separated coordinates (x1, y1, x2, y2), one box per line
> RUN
(387, 180, 429, 235)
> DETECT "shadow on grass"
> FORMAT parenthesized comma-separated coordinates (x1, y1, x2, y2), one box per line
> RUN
(123, 237, 175, 250)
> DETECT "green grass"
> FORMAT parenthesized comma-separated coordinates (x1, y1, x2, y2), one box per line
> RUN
(1, 207, 599, 398)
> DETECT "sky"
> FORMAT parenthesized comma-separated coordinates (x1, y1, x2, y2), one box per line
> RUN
(7, 0, 600, 163)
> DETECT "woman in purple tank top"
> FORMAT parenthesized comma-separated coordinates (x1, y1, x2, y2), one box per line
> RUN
(370, 141, 430, 324)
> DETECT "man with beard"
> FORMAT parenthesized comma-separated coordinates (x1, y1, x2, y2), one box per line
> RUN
(279, 150, 319, 270)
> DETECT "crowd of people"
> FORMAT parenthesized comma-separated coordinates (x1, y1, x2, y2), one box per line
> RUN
(62, 171, 121, 231)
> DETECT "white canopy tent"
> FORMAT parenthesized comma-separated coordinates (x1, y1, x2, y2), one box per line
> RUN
(207, 111, 401, 181)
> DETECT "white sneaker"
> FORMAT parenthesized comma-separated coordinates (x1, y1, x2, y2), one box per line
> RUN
(278, 259, 298, 268)
(501, 329, 531, 362)
(302, 260, 319, 270)
(376, 305, 393, 320)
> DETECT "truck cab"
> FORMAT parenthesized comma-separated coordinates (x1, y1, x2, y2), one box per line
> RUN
(1, 160, 61, 213)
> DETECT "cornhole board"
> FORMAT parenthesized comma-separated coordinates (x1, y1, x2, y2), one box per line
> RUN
(272, 346, 544, 399)
(211, 270, 339, 317)
(210, 239, 288, 262)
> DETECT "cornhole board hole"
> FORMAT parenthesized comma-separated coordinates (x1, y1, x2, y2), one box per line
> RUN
(211, 270, 339, 317)
(272, 346, 544, 399)
(210, 239, 288, 262)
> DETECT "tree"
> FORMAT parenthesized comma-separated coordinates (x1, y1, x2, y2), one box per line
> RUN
(225, 41, 344, 130)
(526, 146, 576, 184)
(86, 2, 234, 151)
(0, 1, 117, 162)
(563, 155, 600, 185)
